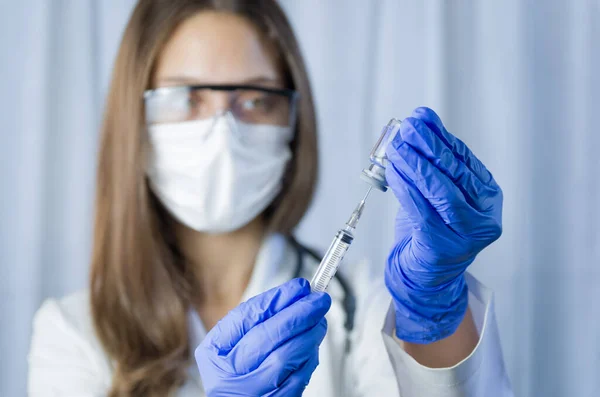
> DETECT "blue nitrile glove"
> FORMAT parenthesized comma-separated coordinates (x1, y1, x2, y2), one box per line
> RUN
(195, 278, 331, 397)
(384, 107, 503, 344)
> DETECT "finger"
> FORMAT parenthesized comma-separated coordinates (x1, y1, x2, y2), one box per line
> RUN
(399, 117, 499, 212)
(412, 107, 499, 188)
(207, 278, 311, 353)
(387, 140, 481, 235)
(265, 348, 320, 397)
(384, 149, 443, 232)
(227, 293, 330, 374)
(384, 164, 472, 281)
(261, 317, 326, 389)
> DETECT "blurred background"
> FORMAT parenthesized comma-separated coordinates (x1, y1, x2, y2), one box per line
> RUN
(1, 0, 599, 396)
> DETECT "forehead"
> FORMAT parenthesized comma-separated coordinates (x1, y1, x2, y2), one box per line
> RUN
(153, 11, 282, 86)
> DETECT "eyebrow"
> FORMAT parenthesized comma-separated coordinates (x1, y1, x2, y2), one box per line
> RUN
(155, 76, 283, 87)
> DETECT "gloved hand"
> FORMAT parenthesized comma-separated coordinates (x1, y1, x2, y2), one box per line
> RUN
(195, 278, 331, 397)
(384, 107, 503, 344)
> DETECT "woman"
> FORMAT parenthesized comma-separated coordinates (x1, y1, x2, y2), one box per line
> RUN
(28, 0, 513, 396)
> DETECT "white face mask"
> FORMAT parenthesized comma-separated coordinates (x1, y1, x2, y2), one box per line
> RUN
(146, 113, 293, 233)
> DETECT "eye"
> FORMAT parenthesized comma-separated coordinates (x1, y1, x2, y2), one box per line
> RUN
(242, 97, 268, 111)
(238, 91, 275, 112)
(188, 91, 203, 107)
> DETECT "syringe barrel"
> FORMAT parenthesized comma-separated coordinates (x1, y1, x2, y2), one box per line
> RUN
(310, 230, 354, 292)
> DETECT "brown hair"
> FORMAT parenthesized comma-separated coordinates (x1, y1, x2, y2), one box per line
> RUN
(90, 0, 317, 395)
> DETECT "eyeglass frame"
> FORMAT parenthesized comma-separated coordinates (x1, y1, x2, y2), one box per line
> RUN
(143, 84, 298, 100)
(144, 84, 300, 126)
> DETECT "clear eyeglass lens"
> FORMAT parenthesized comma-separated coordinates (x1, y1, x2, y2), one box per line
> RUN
(145, 87, 294, 127)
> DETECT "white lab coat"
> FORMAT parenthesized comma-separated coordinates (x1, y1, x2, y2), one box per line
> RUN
(28, 233, 513, 396)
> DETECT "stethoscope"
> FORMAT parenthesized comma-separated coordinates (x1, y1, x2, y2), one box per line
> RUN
(288, 237, 356, 352)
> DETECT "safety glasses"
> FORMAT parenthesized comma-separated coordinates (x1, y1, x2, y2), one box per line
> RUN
(144, 84, 299, 127)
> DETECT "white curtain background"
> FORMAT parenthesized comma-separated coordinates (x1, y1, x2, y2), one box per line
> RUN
(1, 1, 598, 396)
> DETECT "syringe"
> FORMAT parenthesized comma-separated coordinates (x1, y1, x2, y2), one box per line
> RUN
(309, 118, 402, 292)
(309, 186, 372, 292)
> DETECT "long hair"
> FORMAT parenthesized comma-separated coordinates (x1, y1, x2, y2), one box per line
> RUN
(90, 1, 318, 395)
